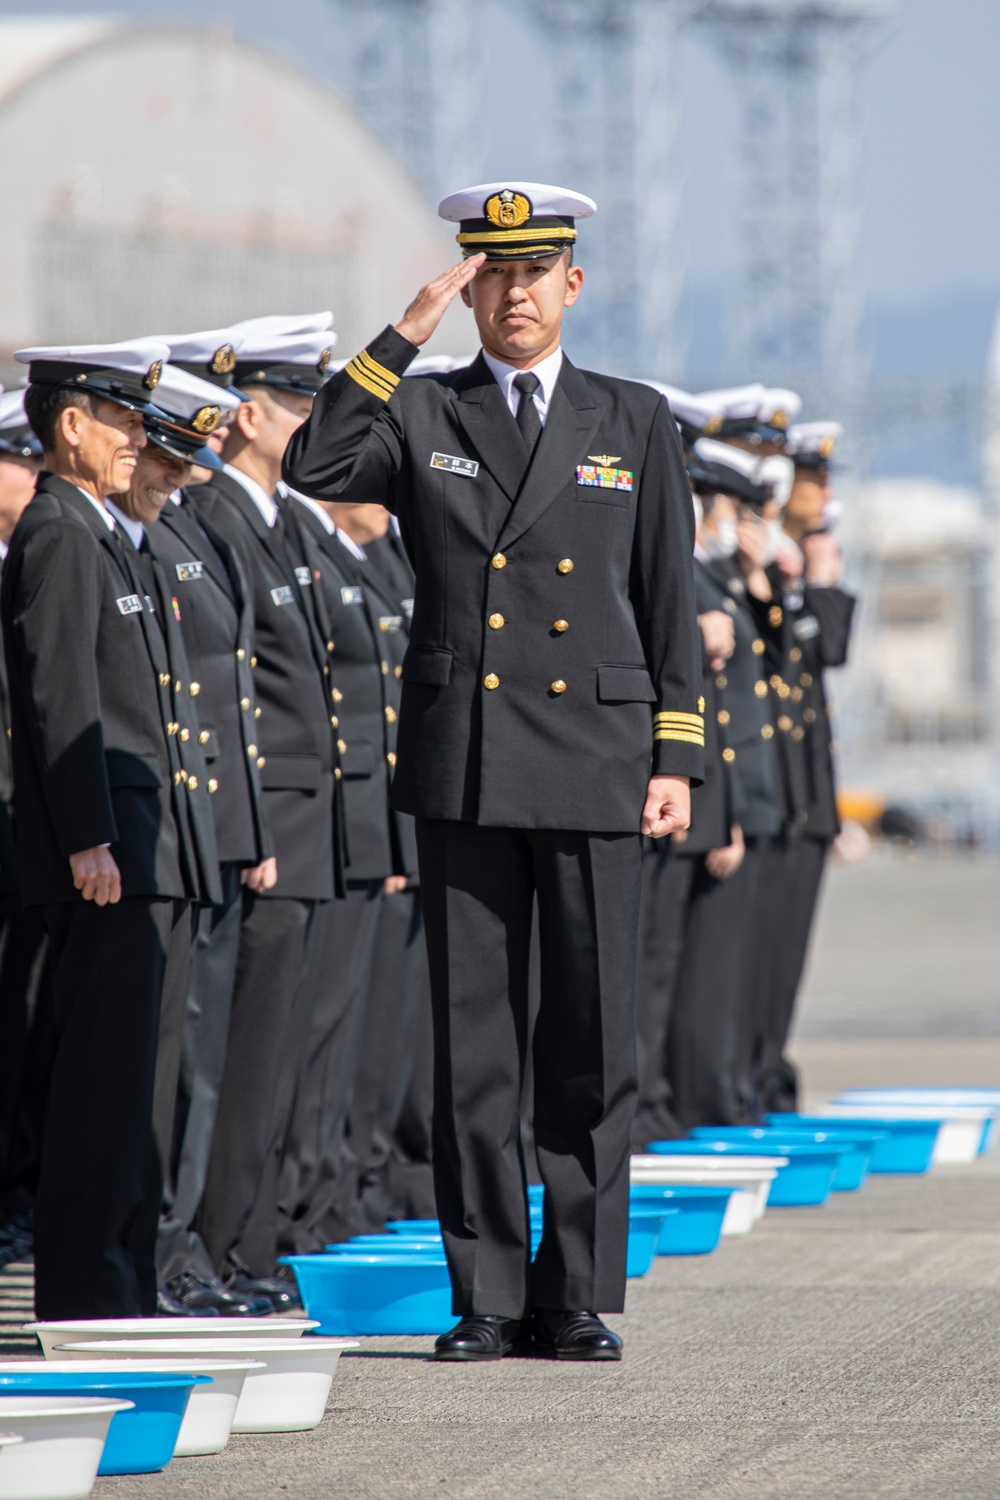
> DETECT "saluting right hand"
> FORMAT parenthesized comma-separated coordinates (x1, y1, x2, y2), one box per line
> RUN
(70, 847, 122, 906)
(395, 254, 486, 347)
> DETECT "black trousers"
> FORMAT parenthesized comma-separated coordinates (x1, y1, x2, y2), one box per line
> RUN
(351, 887, 431, 1232)
(195, 892, 316, 1277)
(747, 834, 829, 1113)
(34, 897, 190, 1319)
(388, 967, 436, 1221)
(633, 840, 695, 1148)
(0, 900, 50, 1216)
(276, 881, 382, 1255)
(157, 862, 243, 1285)
(416, 819, 641, 1320)
(667, 843, 762, 1131)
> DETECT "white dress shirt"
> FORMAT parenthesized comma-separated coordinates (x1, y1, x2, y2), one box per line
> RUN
(336, 530, 367, 562)
(224, 463, 277, 527)
(481, 346, 563, 427)
(105, 500, 143, 550)
(78, 488, 116, 532)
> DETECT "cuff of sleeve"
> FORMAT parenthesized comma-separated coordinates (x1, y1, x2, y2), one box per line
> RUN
(343, 326, 420, 403)
(651, 740, 705, 785)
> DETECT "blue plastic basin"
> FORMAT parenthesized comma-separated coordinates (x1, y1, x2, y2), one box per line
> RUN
(626, 1207, 670, 1277)
(0, 1370, 206, 1475)
(690, 1126, 876, 1192)
(648, 1138, 841, 1206)
(771, 1115, 938, 1174)
(283, 1253, 460, 1336)
(630, 1183, 733, 1254)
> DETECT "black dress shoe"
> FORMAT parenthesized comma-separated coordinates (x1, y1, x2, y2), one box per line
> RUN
(161, 1274, 261, 1316)
(157, 1284, 220, 1318)
(223, 1270, 302, 1313)
(434, 1315, 523, 1362)
(528, 1310, 623, 1361)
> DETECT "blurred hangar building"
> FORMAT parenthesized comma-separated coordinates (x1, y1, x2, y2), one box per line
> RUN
(0, 15, 461, 372)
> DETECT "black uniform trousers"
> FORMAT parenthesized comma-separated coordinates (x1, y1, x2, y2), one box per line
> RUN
(633, 840, 695, 1149)
(667, 843, 763, 1132)
(195, 892, 317, 1278)
(0, 902, 50, 1216)
(157, 861, 244, 1285)
(388, 968, 436, 1221)
(416, 818, 641, 1320)
(747, 834, 829, 1114)
(34, 897, 190, 1319)
(276, 881, 383, 1255)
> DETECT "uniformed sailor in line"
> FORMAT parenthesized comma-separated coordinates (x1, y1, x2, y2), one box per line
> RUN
(2, 340, 219, 1318)
(284, 181, 704, 1363)
(0, 388, 49, 1248)
(148, 324, 250, 489)
(192, 329, 343, 1306)
(107, 356, 275, 1316)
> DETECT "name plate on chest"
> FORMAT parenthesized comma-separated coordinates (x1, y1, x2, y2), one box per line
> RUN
(794, 614, 820, 642)
(294, 566, 312, 587)
(116, 594, 144, 615)
(576, 464, 633, 492)
(430, 452, 479, 478)
(270, 585, 295, 607)
(340, 586, 364, 606)
(175, 561, 204, 582)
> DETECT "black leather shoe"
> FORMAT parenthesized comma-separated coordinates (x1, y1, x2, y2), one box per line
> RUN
(157, 1285, 220, 1317)
(528, 1310, 623, 1361)
(434, 1315, 523, 1362)
(162, 1274, 261, 1316)
(223, 1271, 302, 1313)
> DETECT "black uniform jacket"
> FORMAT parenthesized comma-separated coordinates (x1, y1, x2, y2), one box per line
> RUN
(748, 566, 812, 828)
(150, 493, 270, 867)
(0, 558, 17, 895)
(287, 497, 411, 882)
(196, 470, 338, 901)
(284, 327, 704, 833)
(700, 560, 782, 841)
(1, 473, 219, 906)
(360, 528, 419, 878)
(796, 583, 856, 842)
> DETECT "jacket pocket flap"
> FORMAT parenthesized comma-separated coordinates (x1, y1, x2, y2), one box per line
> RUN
(597, 664, 657, 703)
(342, 741, 376, 777)
(105, 749, 162, 790)
(402, 646, 453, 687)
(259, 753, 322, 791)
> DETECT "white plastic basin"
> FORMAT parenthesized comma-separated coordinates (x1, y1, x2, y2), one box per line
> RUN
(43, 1355, 263, 1458)
(631, 1155, 781, 1222)
(0, 1394, 132, 1500)
(58, 1338, 358, 1435)
(26, 1318, 318, 1359)
(821, 1104, 994, 1164)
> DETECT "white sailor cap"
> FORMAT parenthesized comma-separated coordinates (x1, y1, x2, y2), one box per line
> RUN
(0, 388, 42, 458)
(786, 420, 843, 468)
(695, 383, 799, 446)
(645, 383, 728, 442)
(439, 181, 596, 261)
(690, 437, 770, 505)
(232, 330, 338, 396)
(758, 387, 802, 431)
(152, 327, 248, 391)
(754, 454, 795, 508)
(15, 338, 169, 412)
(143, 365, 241, 472)
(227, 311, 334, 338)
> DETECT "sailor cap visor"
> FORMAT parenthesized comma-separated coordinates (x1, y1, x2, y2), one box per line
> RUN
(232, 330, 338, 395)
(15, 338, 170, 413)
(439, 182, 596, 261)
(143, 364, 242, 471)
(0, 389, 42, 458)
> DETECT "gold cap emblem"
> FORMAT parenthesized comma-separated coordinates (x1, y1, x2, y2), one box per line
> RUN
(191, 405, 222, 435)
(144, 360, 163, 391)
(484, 189, 532, 229)
(820, 435, 836, 458)
(770, 408, 788, 429)
(704, 414, 723, 435)
(318, 347, 333, 376)
(211, 343, 236, 375)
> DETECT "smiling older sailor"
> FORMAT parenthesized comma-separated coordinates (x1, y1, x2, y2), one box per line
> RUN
(284, 182, 704, 1363)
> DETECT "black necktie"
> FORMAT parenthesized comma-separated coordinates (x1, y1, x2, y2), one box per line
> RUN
(513, 371, 542, 455)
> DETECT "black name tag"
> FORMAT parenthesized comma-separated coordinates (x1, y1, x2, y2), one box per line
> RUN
(430, 452, 479, 478)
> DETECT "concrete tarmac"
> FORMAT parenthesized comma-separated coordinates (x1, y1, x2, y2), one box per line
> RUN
(2, 853, 998, 1498)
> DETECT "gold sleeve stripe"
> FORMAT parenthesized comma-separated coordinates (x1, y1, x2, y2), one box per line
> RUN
(345, 350, 400, 401)
(654, 728, 705, 746)
(654, 711, 705, 728)
(356, 348, 400, 392)
(346, 359, 393, 401)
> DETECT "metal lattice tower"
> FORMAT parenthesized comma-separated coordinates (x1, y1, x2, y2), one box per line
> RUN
(323, 0, 481, 196)
(534, 0, 703, 377)
(699, 0, 896, 398)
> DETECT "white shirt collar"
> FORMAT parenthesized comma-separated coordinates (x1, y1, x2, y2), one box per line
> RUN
(336, 529, 367, 562)
(0, 540, 8, 560)
(105, 500, 144, 550)
(693, 541, 710, 564)
(481, 346, 563, 425)
(77, 487, 116, 532)
(294, 492, 336, 535)
(168, 488, 183, 506)
(224, 462, 277, 527)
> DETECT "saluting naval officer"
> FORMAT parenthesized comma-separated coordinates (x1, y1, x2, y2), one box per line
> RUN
(2, 340, 219, 1317)
(284, 182, 704, 1362)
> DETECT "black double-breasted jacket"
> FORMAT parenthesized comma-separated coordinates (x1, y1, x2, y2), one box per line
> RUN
(288, 499, 417, 882)
(792, 581, 856, 842)
(149, 493, 270, 868)
(196, 470, 340, 901)
(284, 327, 704, 833)
(1, 473, 219, 907)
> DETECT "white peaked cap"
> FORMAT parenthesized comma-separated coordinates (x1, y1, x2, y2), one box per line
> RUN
(0, 389, 27, 430)
(758, 388, 802, 426)
(16, 337, 170, 374)
(233, 330, 337, 364)
(646, 383, 728, 433)
(227, 311, 334, 337)
(786, 420, 843, 459)
(695, 384, 767, 422)
(754, 454, 795, 508)
(694, 437, 761, 479)
(438, 182, 596, 222)
(152, 327, 248, 363)
(153, 365, 242, 421)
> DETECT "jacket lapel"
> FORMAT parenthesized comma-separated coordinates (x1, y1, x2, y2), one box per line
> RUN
(494, 357, 602, 552)
(163, 498, 237, 605)
(211, 471, 299, 592)
(451, 355, 528, 504)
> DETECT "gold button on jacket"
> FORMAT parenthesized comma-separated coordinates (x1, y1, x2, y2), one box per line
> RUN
(491, 552, 507, 570)
(483, 673, 500, 690)
(557, 558, 574, 574)
(488, 613, 505, 629)
(553, 619, 569, 633)
(550, 679, 567, 694)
